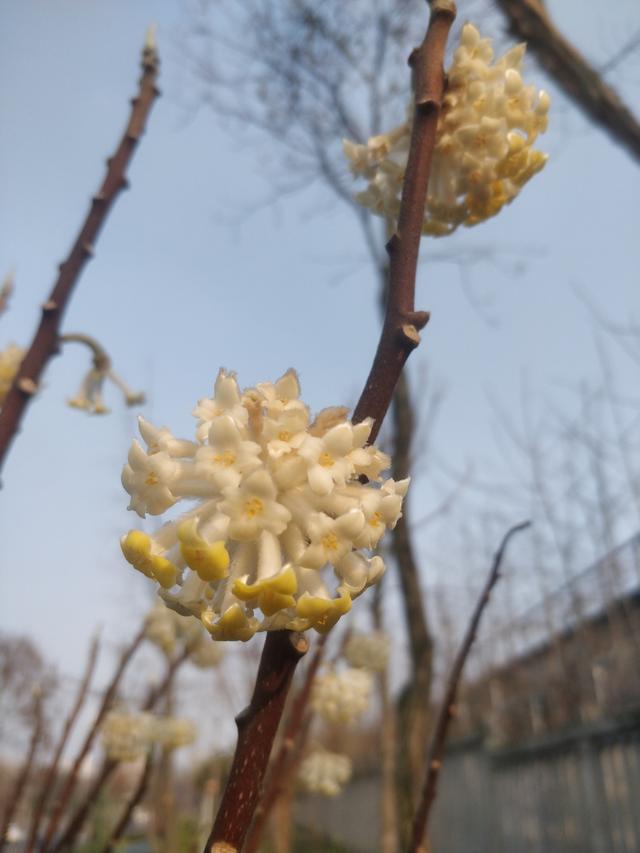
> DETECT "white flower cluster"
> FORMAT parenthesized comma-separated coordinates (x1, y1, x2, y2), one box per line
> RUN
(0, 344, 23, 407)
(344, 631, 390, 672)
(311, 667, 373, 724)
(144, 601, 223, 667)
(121, 370, 408, 642)
(101, 711, 196, 761)
(298, 748, 352, 797)
(343, 23, 550, 236)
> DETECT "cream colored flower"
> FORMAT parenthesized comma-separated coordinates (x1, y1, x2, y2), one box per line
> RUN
(121, 370, 407, 641)
(343, 23, 550, 235)
(311, 667, 373, 724)
(298, 749, 352, 797)
(0, 344, 24, 408)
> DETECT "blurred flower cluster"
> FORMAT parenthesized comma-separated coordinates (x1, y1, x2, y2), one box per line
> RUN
(144, 601, 223, 668)
(121, 370, 408, 641)
(101, 711, 196, 762)
(343, 23, 550, 235)
(344, 630, 390, 672)
(311, 667, 373, 724)
(298, 748, 352, 797)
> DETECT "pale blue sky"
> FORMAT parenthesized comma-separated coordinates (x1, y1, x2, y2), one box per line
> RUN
(1, 0, 639, 741)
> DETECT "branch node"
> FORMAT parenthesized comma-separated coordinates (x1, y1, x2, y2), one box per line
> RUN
(42, 300, 58, 314)
(415, 97, 439, 114)
(82, 243, 95, 258)
(17, 378, 38, 396)
(120, 177, 131, 190)
(399, 324, 421, 349)
(406, 310, 430, 330)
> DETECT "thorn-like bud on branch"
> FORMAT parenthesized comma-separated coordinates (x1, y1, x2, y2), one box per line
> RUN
(17, 377, 38, 396)
(142, 23, 159, 71)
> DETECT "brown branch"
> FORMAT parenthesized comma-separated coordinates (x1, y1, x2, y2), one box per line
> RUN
(407, 520, 531, 853)
(0, 33, 160, 476)
(204, 5, 456, 851)
(242, 634, 328, 853)
(352, 0, 456, 440)
(204, 631, 309, 852)
(40, 626, 146, 852)
(49, 647, 189, 853)
(102, 749, 155, 853)
(0, 693, 44, 852)
(494, 0, 640, 165)
(25, 634, 100, 853)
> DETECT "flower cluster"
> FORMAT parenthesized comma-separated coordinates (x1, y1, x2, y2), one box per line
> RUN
(101, 711, 196, 762)
(0, 344, 23, 408)
(343, 23, 550, 236)
(144, 601, 223, 667)
(121, 370, 408, 641)
(344, 631, 390, 672)
(311, 667, 373, 724)
(298, 748, 352, 797)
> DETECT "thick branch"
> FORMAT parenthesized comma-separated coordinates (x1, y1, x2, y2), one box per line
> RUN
(353, 0, 456, 439)
(408, 520, 531, 852)
(41, 626, 145, 852)
(0, 35, 160, 475)
(243, 634, 328, 853)
(25, 635, 100, 853)
(495, 0, 640, 165)
(204, 630, 309, 852)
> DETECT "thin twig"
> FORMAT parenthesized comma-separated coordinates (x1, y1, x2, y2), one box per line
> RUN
(243, 634, 328, 853)
(0, 693, 44, 852)
(203, 5, 456, 851)
(0, 32, 160, 475)
(495, 0, 640, 165)
(25, 634, 100, 853)
(50, 647, 189, 853)
(40, 626, 146, 852)
(408, 520, 531, 852)
(102, 749, 155, 853)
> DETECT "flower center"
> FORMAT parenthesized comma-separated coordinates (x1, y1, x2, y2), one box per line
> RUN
(319, 452, 334, 468)
(213, 450, 236, 467)
(322, 533, 339, 552)
(244, 497, 264, 518)
(368, 511, 382, 528)
(145, 472, 159, 486)
(278, 430, 291, 441)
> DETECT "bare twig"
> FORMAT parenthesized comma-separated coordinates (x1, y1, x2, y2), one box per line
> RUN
(50, 647, 189, 853)
(0, 32, 159, 475)
(25, 634, 100, 853)
(408, 520, 531, 852)
(243, 635, 328, 853)
(0, 693, 44, 852)
(102, 749, 155, 853)
(41, 626, 146, 852)
(494, 0, 640, 165)
(0, 271, 14, 318)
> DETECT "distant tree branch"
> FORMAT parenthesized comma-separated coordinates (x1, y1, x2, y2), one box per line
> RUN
(408, 520, 531, 852)
(494, 0, 640, 164)
(0, 34, 160, 476)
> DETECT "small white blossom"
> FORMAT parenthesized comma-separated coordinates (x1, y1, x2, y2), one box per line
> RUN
(344, 631, 390, 672)
(311, 667, 373, 724)
(298, 749, 352, 797)
(121, 370, 407, 641)
(343, 23, 550, 236)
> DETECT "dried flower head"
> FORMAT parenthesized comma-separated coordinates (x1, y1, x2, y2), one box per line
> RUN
(344, 631, 390, 672)
(0, 344, 24, 407)
(311, 667, 373, 724)
(121, 370, 407, 641)
(298, 748, 352, 797)
(343, 23, 550, 236)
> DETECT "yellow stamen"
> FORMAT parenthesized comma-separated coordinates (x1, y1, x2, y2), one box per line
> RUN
(318, 452, 334, 468)
(244, 497, 264, 518)
(213, 450, 236, 467)
(321, 532, 339, 552)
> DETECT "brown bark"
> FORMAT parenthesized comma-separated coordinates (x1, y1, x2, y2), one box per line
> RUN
(0, 34, 160, 475)
(495, 0, 640, 165)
